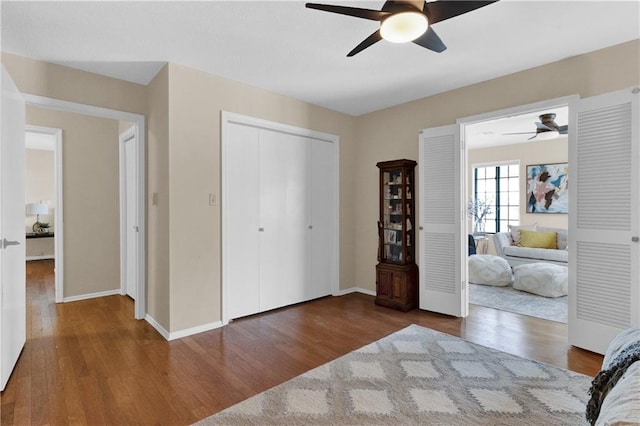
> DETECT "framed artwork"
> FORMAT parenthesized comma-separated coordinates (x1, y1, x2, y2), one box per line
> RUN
(526, 162, 568, 213)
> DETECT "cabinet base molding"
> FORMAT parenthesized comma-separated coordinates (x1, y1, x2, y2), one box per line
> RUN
(375, 262, 418, 312)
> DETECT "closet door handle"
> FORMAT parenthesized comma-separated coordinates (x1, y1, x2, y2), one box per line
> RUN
(308, 225, 313, 229)
(258, 227, 264, 232)
(632, 236, 639, 243)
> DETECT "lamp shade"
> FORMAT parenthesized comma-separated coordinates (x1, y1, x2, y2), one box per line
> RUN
(26, 203, 48, 216)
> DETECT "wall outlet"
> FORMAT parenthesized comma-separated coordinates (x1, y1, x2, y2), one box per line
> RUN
(209, 193, 216, 206)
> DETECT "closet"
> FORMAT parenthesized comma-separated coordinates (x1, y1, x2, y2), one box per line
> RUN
(222, 112, 338, 322)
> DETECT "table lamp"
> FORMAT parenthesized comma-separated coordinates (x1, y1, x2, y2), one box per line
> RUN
(26, 203, 49, 232)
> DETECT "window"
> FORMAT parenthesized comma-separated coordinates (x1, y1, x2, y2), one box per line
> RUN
(474, 163, 519, 233)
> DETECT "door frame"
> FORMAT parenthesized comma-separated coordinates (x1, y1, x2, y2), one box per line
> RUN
(119, 125, 138, 299)
(456, 95, 579, 310)
(24, 125, 64, 303)
(24, 94, 147, 320)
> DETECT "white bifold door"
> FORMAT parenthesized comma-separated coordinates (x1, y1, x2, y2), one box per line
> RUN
(1, 66, 26, 390)
(418, 125, 467, 317)
(569, 88, 640, 354)
(223, 113, 337, 322)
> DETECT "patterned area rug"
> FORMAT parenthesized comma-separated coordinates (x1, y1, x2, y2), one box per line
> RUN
(469, 283, 568, 323)
(195, 325, 590, 425)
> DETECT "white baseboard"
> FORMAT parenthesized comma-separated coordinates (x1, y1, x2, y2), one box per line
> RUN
(144, 315, 223, 341)
(335, 287, 376, 297)
(63, 289, 121, 303)
(145, 314, 170, 340)
(26, 255, 55, 261)
(168, 321, 223, 341)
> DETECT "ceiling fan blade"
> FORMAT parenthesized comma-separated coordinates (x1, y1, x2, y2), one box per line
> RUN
(305, 3, 390, 21)
(412, 27, 446, 52)
(528, 134, 538, 141)
(558, 125, 568, 134)
(381, 0, 424, 13)
(502, 132, 536, 135)
(424, 1, 498, 25)
(347, 30, 383, 57)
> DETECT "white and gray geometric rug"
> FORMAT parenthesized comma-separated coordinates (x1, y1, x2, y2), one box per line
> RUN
(469, 283, 568, 323)
(195, 325, 591, 425)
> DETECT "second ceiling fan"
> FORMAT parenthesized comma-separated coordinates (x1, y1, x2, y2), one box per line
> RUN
(503, 113, 569, 140)
(305, 0, 498, 57)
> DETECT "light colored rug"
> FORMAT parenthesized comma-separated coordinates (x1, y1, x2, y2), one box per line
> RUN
(469, 283, 568, 323)
(195, 325, 590, 425)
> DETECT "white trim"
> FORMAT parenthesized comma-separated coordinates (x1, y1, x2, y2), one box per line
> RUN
(24, 94, 147, 319)
(144, 314, 170, 340)
(26, 255, 54, 261)
(25, 125, 64, 303)
(63, 289, 121, 303)
(167, 321, 223, 341)
(221, 111, 340, 326)
(119, 126, 137, 298)
(334, 287, 376, 297)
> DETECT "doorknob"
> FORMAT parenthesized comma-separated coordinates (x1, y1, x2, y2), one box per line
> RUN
(633, 236, 639, 243)
(2, 238, 21, 249)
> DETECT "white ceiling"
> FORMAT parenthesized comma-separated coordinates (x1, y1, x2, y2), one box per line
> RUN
(2, 0, 639, 119)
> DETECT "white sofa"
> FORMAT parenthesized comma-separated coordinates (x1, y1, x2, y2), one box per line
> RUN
(492, 226, 568, 267)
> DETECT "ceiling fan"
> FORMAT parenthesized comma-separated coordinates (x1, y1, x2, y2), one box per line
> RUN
(305, 0, 498, 57)
(503, 113, 569, 140)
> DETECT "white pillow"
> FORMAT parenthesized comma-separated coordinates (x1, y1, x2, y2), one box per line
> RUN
(508, 223, 537, 245)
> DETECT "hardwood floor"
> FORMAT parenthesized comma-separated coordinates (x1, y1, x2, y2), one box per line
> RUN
(1, 260, 602, 425)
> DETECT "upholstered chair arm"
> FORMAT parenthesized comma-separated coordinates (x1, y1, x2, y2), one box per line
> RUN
(492, 232, 512, 257)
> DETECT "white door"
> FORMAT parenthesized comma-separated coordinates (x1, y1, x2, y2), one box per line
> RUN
(418, 125, 467, 317)
(1, 66, 26, 391)
(568, 88, 640, 354)
(309, 138, 334, 300)
(123, 133, 138, 299)
(259, 130, 309, 311)
(225, 123, 261, 319)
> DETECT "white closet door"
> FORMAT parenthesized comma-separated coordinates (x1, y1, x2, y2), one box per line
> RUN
(569, 88, 640, 354)
(259, 130, 310, 311)
(309, 138, 334, 300)
(225, 123, 261, 320)
(418, 125, 466, 317)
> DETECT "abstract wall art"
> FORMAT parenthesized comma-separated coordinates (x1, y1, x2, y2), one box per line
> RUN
(526, 162, 568, 213)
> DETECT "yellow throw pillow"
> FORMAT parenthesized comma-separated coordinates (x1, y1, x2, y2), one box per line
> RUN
(518, 230, 558, 249)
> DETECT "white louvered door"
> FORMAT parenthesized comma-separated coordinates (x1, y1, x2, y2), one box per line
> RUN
(418, 125, 467, 317)
(569, 88, 640, 354)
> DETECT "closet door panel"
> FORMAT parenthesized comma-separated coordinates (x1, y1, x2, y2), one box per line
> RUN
(309, 139, 334, 299)
(259, 130, 310, 311)
(226, 123, 261, 319)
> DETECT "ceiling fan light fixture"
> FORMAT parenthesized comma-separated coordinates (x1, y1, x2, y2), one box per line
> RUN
(380, 11, 428, 43)
(536, 130, 560, 140)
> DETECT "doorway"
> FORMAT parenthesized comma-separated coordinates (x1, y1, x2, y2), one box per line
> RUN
(23, 94, 146, 320)
(461, 101, 571, 323)
(24, 126, 63, 303)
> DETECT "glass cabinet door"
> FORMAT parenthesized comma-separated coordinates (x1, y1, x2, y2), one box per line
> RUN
(382, 168, 404, 263)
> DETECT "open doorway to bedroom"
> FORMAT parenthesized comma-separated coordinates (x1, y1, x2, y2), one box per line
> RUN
(461, 98, 573, 324)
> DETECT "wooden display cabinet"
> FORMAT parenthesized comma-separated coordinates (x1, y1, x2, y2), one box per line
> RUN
(375, 159, 418, 311)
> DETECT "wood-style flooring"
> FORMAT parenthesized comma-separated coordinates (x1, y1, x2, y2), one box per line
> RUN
(1, 260, 603, 425)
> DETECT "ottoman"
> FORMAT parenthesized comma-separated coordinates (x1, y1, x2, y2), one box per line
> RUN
(512, 263, 568, 297)
(468, 254, 512, 286)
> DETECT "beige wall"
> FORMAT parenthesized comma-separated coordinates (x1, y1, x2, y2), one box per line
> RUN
(2, 52, 147, 115)
(468, 137, 569, 230)
(146, 65, 170, 328)
(353, 40, 640, 292)
(26, 106, 121, 298)
(25, 148, 55, 232)
(165, 63, 357, 332)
